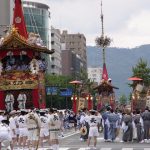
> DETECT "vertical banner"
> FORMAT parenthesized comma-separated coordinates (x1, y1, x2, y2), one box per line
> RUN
(102, 63, 108, 80)
(97, 96, 102, 111)
(38, 72, 46, 108)
(0, 91, 5, 109)
(32, 89, 39, 108)
(88, 99, 92, 110)
(72, 97, 77, 113)
(78, 97, 85, 111)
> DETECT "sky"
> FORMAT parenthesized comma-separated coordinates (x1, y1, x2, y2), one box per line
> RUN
(26, 0, 150, 48)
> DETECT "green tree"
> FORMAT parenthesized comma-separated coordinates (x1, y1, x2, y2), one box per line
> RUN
(45, 74, 73, 109)
(131, 58, 150, 87)
(119, 94, 127, 105)
(78, 68, 96, 94)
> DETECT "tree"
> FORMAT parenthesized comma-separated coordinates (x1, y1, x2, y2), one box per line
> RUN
(45, 74, 73, 109)
(119, 94, 127, 105)
(78, 68, 96, 94)
(131, 58, 150, 87)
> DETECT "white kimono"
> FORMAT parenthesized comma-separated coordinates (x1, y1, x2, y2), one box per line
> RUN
(17, 94, 27, 109)
(5, 94, 14, 112)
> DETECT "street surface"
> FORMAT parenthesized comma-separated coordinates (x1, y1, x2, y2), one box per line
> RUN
(35, 132, 150, 150)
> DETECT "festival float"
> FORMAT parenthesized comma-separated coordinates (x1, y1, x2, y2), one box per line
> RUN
(129, 77, 147, 111)
(70, 80, 94, 113)
(0, 0, 54, 111)
(94, 1, 118, 110)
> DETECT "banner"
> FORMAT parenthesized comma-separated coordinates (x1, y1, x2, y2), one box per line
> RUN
(38, 72, 46, 108)
(0, 71, 38, 90)
(46, 87, 58, 95)
(102, 63, 108, 81)
(78, 97, 85, 110)
(60, 88, 72, 97)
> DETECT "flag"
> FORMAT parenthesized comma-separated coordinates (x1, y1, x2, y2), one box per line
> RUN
(13, 0, 28, 39)
(102, 63, 108, 81)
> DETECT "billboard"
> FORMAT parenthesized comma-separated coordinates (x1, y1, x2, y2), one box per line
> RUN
(60, 88, 72, 97)
(46, 86, 58, 95)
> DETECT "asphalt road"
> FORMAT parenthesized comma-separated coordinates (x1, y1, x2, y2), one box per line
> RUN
(12, 131, 150, 150)
(58, 132, 150, 150)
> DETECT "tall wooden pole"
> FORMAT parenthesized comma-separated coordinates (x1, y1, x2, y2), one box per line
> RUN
(101, 0, 105, 64)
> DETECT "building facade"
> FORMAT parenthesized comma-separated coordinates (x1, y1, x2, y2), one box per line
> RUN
(0, 0, 14, 37)
(22, 0, 53, 73)
(88, 67, 102, 84)
(50, 26, 62, 75)
(23, 1, 51, 49)
(61, 43, 82, 77)
(61, 30, 87, 74)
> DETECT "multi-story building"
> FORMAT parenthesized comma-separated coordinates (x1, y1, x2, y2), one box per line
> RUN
(88, 67, 102, 84)
(23, 0, 51, 49)
(22, 0, 52, 73)
(61, 30, 87, 74)
(50, 26, 62, 75)
(61, 43, 82, 77)
(0, 0, 13, 37)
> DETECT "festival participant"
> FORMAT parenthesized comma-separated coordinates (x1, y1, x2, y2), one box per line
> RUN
(142, 106, 150, 143)
(14, 110, 20, 145)
(80, 108, 89, 142)
(9, 110, 17, 148)
(122, 109, 133, 142)
(39, 110, 49, 148)
(58, 111, 64, 137)
(63, 110, 69, 129)
(134, 109, 144, 143)
(0, 110, 4, 123)
(107, 109, 119, 142)
(26, 108, 41, 150)
(115, 110, 122, 141)
(49, 108, 61, 150)
(17, 109, 28, 149)
(0, 118, 12, 150)
(102, 106, 111, 141)
(132, 110, 137, 140)
(86, 110, 100, 150)
(17, 91, 27, 109)
(68, 111, 77, 131)
(5, 92, 14, 112)
(95, 111, 102, 133)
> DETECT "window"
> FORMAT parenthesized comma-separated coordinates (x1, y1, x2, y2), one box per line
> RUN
(51, 41, 54, 45)
(51, 33, 54, 37)
(51, 57, 55, 61)
(51, 65, 55, 68)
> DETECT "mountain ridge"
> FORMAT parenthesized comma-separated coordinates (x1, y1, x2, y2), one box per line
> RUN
(86, 45, 150, 98)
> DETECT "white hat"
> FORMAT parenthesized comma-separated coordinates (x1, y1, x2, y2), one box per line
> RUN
(10, 110, 17, 115)
(89, 109, 97, 113)
(20, 109, 27, 112)
(40, 109, 45, 113)
(108, 78, 112, 81)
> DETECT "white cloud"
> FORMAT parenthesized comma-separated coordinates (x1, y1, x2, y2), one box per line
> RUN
(25, 0, 150, 48)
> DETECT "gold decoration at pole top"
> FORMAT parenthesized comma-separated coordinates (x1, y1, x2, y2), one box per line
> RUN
(95, 0, 111, 48)
(95, 0, 111, 64)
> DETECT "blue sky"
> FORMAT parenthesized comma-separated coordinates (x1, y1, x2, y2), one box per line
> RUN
(26, 0, 150, 48)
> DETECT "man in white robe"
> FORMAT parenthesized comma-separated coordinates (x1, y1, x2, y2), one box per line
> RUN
(17, 92, 27, 109)
(5, 92, 14, 112)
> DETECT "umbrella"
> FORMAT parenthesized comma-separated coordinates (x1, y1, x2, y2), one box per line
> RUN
(128, 77, 143, 81)
(69, 80, 82, 84)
